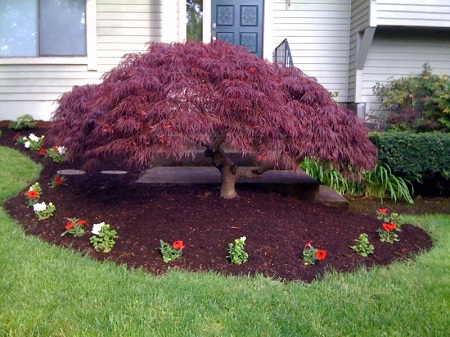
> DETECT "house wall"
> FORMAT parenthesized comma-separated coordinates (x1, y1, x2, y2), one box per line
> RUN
(271, 0, 352, 103)
(360, 27, 450, 119)
(347, 0, 371, 103)
(0, 0, 164, 121)
(376, 0, 450, 27)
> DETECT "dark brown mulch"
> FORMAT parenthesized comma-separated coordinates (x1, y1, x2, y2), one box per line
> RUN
(0, 122, 435, 282)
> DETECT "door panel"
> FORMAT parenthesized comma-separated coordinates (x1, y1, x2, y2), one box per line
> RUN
(212, 0, 263, 57)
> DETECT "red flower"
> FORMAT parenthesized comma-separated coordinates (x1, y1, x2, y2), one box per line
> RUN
(26, 190, 39, 199)
(378, 208, 388, 213)
(54, 176, 62, 185)
(39, 149, 47, 156)
(172, 240, 185, 250)
(382, 223, 396, 232)
(65, 222, 75, 230)
(78, 220, 87, 226)
(315, 249, 327, 260)
(52, 146, 58, 152)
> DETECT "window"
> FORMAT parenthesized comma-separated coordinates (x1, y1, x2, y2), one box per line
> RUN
(0, 0, 86, 57)
(187, 0, 203, 42)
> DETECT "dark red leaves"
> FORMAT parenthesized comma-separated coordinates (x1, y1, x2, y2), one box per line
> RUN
(48, 40, 377, 173)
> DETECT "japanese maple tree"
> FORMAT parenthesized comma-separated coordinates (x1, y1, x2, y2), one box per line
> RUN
(48, 40, 377, 198)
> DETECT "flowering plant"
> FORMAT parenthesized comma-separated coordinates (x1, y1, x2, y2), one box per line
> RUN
(24, 182, 42, 206)
(89, 222, 118, 253)
(227, 236, 249, 265)
(49, 174, 66, 188)
(302, 240, 327, 265)
(61, 217, 87, 237)
(15, 133, 45, 151)
(45, 146, 67, 163)
(350, 233, 374, 257)
(377, 223, 399, 243)
(33, 202, 56, 220)
(158, 240, 185, 263)
(377, 208, 401, 230)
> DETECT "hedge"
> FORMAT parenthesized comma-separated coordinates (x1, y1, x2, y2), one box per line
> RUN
(369, 131, 450, 182)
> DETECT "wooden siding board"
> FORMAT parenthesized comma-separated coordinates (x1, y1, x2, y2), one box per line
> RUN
(272, 1, 351, 102)
(376, 1, 450, 27)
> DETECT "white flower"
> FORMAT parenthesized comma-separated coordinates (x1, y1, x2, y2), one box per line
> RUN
(33, 202, 47, 212)
(92, 222, 106, 235)
(24, 141, 30, 148)
(28, 133, 39, 142)
(240, 236, 246, 242)
(57, 146, 66, 155)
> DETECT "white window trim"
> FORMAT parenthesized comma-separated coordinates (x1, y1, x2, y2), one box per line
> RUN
(0, 0, 97, 70)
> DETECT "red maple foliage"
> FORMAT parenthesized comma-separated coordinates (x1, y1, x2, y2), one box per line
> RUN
(48, 41, 377, 198)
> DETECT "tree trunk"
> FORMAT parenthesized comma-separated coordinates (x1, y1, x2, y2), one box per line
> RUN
(219, 164, 239, 199)
(204, 131, 272, 199)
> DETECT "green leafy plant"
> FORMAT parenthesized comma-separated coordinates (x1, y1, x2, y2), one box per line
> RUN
(373, 63, 450, 132)
(89, 222, 118, 253)
(15, 133, 45, 151)
(301, 158, 413, 203)
(301, 158, 357, 195)
(302, 240, 327, 265)
(44, 146, 67, 163)
(8, 114, 37, 130)
(33, 202, 56, 220)
(24, 182, 42, 206)
(158, 240, 185, 263)
(61, 218, 87, 237)
(362, 164, 413, 204)
(49, 174, 66, 188)
(227, 236, 249, 265)
(350, 233, 374, 257)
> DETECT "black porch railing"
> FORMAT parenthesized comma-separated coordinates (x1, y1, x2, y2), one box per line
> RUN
(274, 38, 294, 68)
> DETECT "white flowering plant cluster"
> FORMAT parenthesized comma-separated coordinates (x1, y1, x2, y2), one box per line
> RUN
(44, 146, 67, 163)
(15, 133, 45, 151)
(89, 222, 118, 253)
(33, 202, 56, 220)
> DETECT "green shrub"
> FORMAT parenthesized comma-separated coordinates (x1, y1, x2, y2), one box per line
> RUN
(369, 131, 450, 183)
(373, 63, 450, 132)
(8, 114, 37, 130)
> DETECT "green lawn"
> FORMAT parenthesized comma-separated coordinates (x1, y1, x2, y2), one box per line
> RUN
(0, 147, 448, 336)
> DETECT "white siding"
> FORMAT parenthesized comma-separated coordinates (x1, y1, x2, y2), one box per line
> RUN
(271, 0, 351, 102)
(347, 0, 371, 101)
(0, 0, 164, 121)
(376, 0, 450, 28)
(361, 28, 450, 117)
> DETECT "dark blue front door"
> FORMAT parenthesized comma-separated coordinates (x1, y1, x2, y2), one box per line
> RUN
(211, 0, 263, 57)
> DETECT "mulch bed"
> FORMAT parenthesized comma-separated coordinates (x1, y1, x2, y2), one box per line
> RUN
(0, 122, 433, 282)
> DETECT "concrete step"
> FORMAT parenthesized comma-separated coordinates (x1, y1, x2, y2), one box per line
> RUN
(137, 166, 348, 209)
